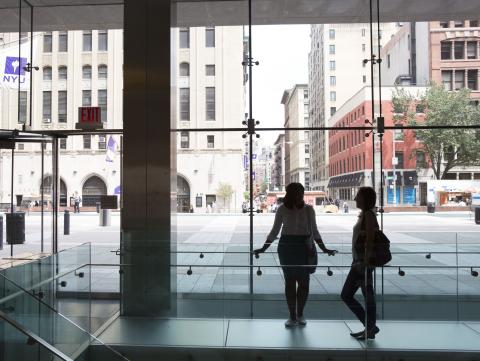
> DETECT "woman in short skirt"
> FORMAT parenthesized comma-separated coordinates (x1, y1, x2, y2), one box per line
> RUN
(254, 183, 337, 327)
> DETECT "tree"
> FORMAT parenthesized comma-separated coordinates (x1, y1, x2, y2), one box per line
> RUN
(216, 182, 234, 212)
(260, 181, 268, 194)
(391, 83, 480, 179)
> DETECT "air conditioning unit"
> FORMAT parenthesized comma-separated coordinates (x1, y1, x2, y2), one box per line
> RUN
(43, 118, 51, 123)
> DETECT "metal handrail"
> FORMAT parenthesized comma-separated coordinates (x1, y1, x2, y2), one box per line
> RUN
(0, 272, 130, 361)
(0, 309, 74, 361)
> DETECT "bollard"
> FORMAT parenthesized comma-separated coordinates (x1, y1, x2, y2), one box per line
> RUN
(0, 215, 3, 250)
(99, 209, 111, 227)
(64, 210, 70, 235)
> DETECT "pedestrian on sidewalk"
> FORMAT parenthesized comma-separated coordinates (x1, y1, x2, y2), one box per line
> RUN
(254, 182, 337, 328)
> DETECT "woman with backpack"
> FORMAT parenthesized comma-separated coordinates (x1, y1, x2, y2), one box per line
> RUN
(254, 182, 337, 327)
(341, 186, 380, 340)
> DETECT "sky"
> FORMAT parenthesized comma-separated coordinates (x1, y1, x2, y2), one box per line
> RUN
(250, 25, 311, 146)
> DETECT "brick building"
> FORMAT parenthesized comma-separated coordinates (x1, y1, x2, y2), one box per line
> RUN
(328, 86, 426, 205)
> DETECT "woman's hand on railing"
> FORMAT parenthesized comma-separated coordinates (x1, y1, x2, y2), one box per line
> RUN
(324, 249, 338, 256)
(253, 247, 266, 258)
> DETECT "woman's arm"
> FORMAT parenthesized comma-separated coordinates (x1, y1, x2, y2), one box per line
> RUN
(364, 210, 377, 261)
(254, 208, 282, 254)
(310, 206, 337, 256)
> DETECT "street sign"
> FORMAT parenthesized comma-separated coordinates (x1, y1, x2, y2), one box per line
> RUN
(100, 195, 118, 209)
(76, 107, 103, 130)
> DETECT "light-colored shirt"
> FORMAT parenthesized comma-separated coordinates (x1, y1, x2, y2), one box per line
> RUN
(266, 204, 322, 241)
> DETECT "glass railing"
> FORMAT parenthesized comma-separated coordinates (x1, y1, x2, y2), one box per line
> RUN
(1, 310, 74, 361)
(172, 232, 480, 322)
(0, 243, 128, 361)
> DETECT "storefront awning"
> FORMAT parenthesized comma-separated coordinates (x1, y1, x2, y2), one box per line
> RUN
(327, 172, 364, 188)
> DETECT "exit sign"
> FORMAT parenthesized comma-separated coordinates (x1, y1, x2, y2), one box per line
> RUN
(76, 107, 103, 129)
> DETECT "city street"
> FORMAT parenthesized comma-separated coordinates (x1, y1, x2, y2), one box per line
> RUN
(1, 211, 479, 296)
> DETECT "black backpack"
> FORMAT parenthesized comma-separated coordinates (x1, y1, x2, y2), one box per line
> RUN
(355, 210, 392, 267)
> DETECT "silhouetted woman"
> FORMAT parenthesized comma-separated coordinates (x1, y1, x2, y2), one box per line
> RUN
(341, 186, 379, 340)
(254, 183, 337, 327)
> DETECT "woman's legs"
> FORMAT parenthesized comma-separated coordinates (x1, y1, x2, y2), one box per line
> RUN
(360, 268, 376, 330)
(341, 266, 366, 326)
(284, 277, 297, 320)
(296, 276, 310, 318)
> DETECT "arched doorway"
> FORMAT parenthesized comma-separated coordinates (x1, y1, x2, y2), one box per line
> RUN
(177, 175, 190, 213)
(41, 176, 68, 206)
(82, 176, 107, 207)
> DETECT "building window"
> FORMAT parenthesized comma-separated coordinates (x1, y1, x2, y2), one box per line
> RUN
(205, 27, 215, 47)
(362, 43, 366, 51)
(416, 151, 426, 167)
(363, 75, 367, 83)
(179, 88, 190, 121)
(82, 65, 92, 80)
(329, 60, 336, 70)
(305, 144, 309, 153)
(305, 131, 309, 140)
(394, 128, 404, 141)
(43, 32, 52, 52)
(470, 20, 479, 27)
(303, 89, 308, 99)
(180, 131, 189, 149)
(441, 41, 452, 60)
(60, 138, 67, 150)
(330, 91, 336, 101)
(454, 20, 464, 28)
(83, 135, 91, 149)
(454, 41, 464, 59)
(395, 152, 404, 168)
(329, 29, 335, 39)
(42, 91, 52, 123)
(98, 64, 108, 79)
(361, 28, 366, 37)
(467, 41, 477, 59)
(98, 30, 108, 51)
(329, 44, 335, 54)
(98, 135, 106, 150)
(455, 70, 465, 90)
(98, 90, 107, 122)
(19, 91, 27, 124)
(330, 76, 336, 86)
(58, 66, 67, 80)
(442, 70, 453, 91)
(179, 62, 190, 76)
(329, 107, 336, 116)
(206, 87, 215, 120)
(206, 64, 215, 76)
(207, 135, 214, 149)
(82, 90, 91, 106)
(305, 158, 310, 167)
(58, 31, 68, 52)
(179, 28, 189, 48)
(468, 70, 478, 90)
(58, 91, 67, 123)
(83, 31, 92, 51)
(439, 21, 449, 28)
(43, 66, 52, 81)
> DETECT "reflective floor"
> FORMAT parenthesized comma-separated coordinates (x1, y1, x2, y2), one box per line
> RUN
(96, 317, 480, 360)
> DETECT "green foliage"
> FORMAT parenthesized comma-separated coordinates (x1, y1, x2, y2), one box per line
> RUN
(392, 83, 480, 179)
(260, 181, 268, 194)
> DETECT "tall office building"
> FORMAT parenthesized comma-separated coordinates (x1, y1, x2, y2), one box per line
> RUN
(308, 23, 399, 191)
(0, 27, 246, 212)
(281, 84, 310, 190)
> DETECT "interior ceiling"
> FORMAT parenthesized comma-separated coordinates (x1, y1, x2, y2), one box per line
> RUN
(0, 0, 479, 31)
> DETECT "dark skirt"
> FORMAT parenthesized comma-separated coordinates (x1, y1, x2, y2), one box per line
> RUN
(277, 235, 310, 279)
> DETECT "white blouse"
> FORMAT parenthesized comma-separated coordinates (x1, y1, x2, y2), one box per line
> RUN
(266, 204, 322, 241)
